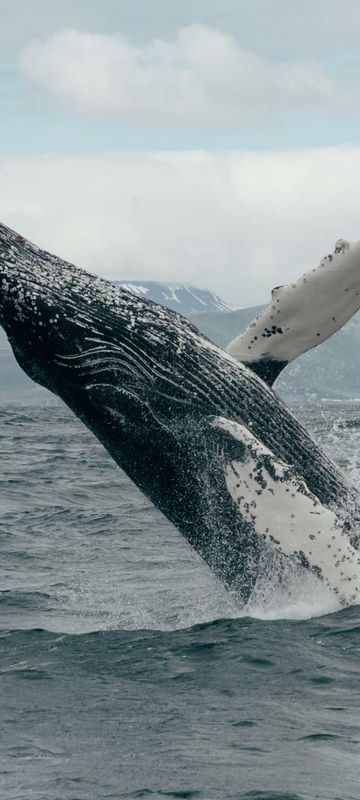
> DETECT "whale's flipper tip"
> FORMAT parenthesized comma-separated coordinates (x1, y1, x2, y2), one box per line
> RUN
(226, 238, 360, 385)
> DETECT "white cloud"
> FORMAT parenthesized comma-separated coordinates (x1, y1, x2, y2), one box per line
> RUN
(0, 147, 360, 307)
(19, 26, 351, 126)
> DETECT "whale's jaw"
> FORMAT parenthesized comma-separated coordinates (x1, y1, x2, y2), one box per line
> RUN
(0, 221, 359, 606)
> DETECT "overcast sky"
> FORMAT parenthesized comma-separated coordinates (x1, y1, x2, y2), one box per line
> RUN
(1, 0, 360, 306)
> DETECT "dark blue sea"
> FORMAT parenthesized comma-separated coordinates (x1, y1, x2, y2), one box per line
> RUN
(1, 402, 360, 800)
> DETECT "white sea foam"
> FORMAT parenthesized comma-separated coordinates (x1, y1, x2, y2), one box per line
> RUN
(245, 561, 341, 621)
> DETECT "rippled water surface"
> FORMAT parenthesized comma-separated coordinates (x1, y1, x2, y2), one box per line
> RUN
(1, 403, 360, 800)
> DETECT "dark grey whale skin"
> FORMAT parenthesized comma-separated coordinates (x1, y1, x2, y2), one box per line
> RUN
(0, 222, 357, 600)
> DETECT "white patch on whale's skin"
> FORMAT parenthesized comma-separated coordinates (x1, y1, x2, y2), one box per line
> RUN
(210, 416, 360, 606)
(226, 238, 360, 367)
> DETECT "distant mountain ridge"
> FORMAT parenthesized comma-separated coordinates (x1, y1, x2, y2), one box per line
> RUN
(114, 281, 233, 314)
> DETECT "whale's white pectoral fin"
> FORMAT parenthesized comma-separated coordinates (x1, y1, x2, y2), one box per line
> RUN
(209, 416, 360, 605)
(226, 239, 360, 385)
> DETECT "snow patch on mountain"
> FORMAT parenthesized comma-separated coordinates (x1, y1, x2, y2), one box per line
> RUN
(114, 281, 233, 315)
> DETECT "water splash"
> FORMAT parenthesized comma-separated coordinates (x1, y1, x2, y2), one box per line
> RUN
(245, 557, 341, 621)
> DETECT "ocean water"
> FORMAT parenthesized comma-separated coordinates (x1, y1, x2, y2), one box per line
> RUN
(1, 402, 360, 800)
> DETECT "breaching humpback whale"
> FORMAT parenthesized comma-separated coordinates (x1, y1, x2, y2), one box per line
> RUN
(0, 221, 360, 605)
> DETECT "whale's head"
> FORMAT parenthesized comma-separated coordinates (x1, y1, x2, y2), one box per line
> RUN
(0, 222, 205, 415)
(0, 222, 230, 508)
